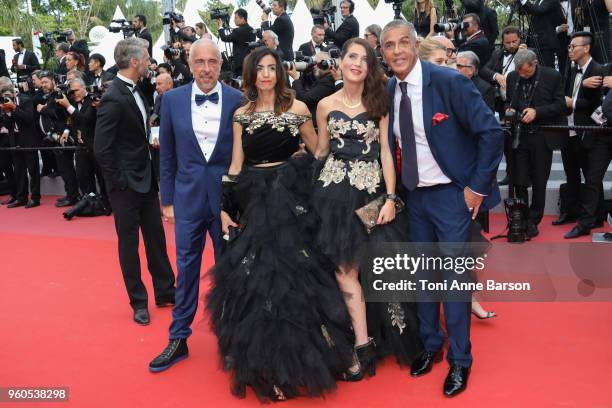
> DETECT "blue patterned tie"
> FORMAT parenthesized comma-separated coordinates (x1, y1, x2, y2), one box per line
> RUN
(195, 92, 219, 106)
(398, 82, 419, 191)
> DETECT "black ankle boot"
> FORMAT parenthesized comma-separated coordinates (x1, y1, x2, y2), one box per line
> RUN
(342, 337, 376, 381)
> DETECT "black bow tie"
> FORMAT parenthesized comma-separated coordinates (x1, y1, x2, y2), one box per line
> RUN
(503, 50, 513, 57)
(576, 67, 583, 74)
(195, 92, 219, 105)
(95, 75, 101, 79)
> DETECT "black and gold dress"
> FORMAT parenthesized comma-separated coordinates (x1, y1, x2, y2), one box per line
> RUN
(312, 110, 423, 366)
(206, 111, 354, 401)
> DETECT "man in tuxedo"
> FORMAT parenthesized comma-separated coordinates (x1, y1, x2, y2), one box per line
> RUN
(0, 81, 40, 208)
(133, 15, 154, 58)
(562, 32, 610, 238)
(324, 0, 359, 50)
(261, 0, 294, 61)
(506, 49, 568, 238)
(11, 39, 40, 82)
(557, 31, 603, 229)
(86, 53, 115, 86)
(299, 25, 326, 57)
(217, 8, 255, 76)
(518, 0, 564, 68)
(382, 20, 503, 397)
(149, 39, 242, 372)
(457, 13, 491, 66)
(94, 37, 176, 325)
(456, 51, 495, 111)
(54, 43, 69, 76)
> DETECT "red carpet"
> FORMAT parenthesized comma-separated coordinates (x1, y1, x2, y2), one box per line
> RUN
(1, 195, 611, 407)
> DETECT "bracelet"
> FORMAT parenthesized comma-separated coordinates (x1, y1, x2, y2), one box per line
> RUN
(385, 193, 398, 202)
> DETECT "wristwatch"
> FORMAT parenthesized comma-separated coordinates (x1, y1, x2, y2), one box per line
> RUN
(385, 193, 398, 202)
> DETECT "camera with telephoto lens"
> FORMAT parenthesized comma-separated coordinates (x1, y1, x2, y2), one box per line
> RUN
(210, 7, 231, 26)
(247, 40, 265, 50)
(163, 45, 184, 60)
(310, 6, 336, 26)
(294, 51, 316, 70)
(108, 19, 135, 37)
(86, 85, 104, 101)
(434, 19, 469, 33)
(504, 109, 525, 149)
(256, 0, 272, 14)
(283, 60, 315, 72)
(44, 129, 74, 145)
(162, 12, 184, 25)
(1, 96, 13, 104)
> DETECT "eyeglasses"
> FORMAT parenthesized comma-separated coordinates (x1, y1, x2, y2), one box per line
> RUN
(456, 64, 474, 69)
(568, 43, 587, 50)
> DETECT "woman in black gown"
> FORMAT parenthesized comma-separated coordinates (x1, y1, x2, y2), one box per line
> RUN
(206, 47, 355, 402)
(313, 38, 423, 379)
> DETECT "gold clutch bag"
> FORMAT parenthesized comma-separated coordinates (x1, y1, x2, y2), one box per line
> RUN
(354, 195, 405, 234)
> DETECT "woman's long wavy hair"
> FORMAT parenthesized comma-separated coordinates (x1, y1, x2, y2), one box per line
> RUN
(241, 47, 295, 114)
(340, 38, 388, 121)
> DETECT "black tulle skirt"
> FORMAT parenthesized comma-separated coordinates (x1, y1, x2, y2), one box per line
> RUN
(205, 156, 355, 401)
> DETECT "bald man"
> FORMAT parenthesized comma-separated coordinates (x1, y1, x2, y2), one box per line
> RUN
(149, 39, 243, 372)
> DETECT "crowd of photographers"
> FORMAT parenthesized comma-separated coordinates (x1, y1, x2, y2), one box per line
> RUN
(0, 0, 611, 239)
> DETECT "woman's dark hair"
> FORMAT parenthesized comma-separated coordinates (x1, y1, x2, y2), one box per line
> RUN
(66, 51, 86, 71)
(340, 38, 388, 121)
(241, 47, 294, 114)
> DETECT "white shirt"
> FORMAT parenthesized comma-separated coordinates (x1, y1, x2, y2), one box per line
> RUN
(117, 73, 147, 132)
(557, 1, 574, 34)
(312, 40, 322, 54)
(393, 59, 452, 187)
(568, 57, 592, 136)
(16, 51, 24, 66)
(192, 81, 222, 161)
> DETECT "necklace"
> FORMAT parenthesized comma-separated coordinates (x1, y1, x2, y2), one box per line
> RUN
(341, 91, 362, 109)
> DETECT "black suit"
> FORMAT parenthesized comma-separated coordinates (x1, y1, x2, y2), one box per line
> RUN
(219, 23, 255, 76)
(458, 31, 491, 66)
(325, 14, 359, 50)
(293, 73, 336, 123)
(136, 27, 154, 58)
(0, 49, 10, 77)
(56, 56, 68, 76)
(520, 0, 564, 68)
(480, 48, 518, 116)
(506, 65, 568, 225)
(85, 70, 115, 86)
(481, 7, 499, 49)
(94, 76, 175, 310)
(472, 75, 495, 112)
(298, 41, 326, 57)
(11, 50, 40, 81)
(262, 12, 294, 61)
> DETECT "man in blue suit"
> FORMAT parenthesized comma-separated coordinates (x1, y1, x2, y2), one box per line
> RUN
(149, 39, 242, 372)
(381, 20, 503, 396)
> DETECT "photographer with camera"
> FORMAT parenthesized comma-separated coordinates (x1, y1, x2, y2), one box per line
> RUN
(298, 25, 327, 57)
(37, 71, 79, 207)
(133, 15, 153, 58)
(55, 78, 106, 201)
(217, 8, 255, 76)
(505, 49, 568, 238)
(261, 0, 294, 61)
(324, 0, 358, 50)
(11, 39, 40, 82)
(0, 79, 40, 208)
(517, 0, 564, 68)
(86, 53, 116, 86)
(54, 42, 70, 76)
(456, 14, 491, 66)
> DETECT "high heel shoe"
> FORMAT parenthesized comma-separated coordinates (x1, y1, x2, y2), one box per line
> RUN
(471, 310, 497, 319)
(269, 385, 287, 402)
(342, 337, 377, 381)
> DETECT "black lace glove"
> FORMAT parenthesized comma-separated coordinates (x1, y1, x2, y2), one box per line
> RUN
(221, 174, 239, 220)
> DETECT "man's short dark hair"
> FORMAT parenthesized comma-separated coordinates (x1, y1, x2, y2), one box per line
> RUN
(274, 0, 287, 10)
(38, 71, 55, 81)
(235, 8, 248, 20)
(56, 42, 70, 53)
(571, 31, 594, 53)
(135, 14, 147, 26)
(13, 38, 24, 47)
(157, 63, 172, 73)
(463, 13, 481, 29)
(341, 0, 355, 13)
(89, 53, 106, 68)
(502, 26, 521, 38)
(312, 24, 325, 34)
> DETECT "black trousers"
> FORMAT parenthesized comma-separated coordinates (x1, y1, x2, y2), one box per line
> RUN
(108, 187, 175, 310)
(12, 149, 40, 202)
(512, 131, 553, 225)
(40, 150, 57, 176)
(561, 135, 588, 218)
(578, 134, 612, 228)
(75, 147, 106, 198)
(0, 135, 15, 197)
(54, 150, 78, 199)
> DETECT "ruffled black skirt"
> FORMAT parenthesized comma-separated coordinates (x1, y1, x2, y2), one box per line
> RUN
(206, 156, 355, 401)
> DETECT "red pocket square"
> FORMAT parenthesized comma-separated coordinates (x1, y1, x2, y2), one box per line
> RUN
(432, 113, 449, 126)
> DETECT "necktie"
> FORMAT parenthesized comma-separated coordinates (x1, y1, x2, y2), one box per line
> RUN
(398, 82, 419, 191)
(195, 92, 219, 106)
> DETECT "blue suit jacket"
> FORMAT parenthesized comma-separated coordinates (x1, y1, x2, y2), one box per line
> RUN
(159, 82, 242, 221)
(387, 61, 504, 211)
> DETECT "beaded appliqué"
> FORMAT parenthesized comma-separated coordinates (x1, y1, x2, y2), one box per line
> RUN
(318, 155, 346, 187)
(387, 302, 406, 335)
(234, 111, 310, 137)
(318, 155, 382, 193)
(328, 116, 379, 153)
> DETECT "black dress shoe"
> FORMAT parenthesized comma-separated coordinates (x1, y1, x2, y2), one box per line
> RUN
(444, 364, 470, 397)
(55, 198, 78, 208)
(1, 196, 17, 205)
(527, 222, 539, 238)
(149, 338, 189, 372)
(564, 225, 590, 239)
(25, 200, 40, 209)
(7, 200, 26, 208)
(552, 213, 577, 226)
(133, 308, 150, 325)
(411, 350, 443, 377)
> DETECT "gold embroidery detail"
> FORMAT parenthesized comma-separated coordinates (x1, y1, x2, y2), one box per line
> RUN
(318, 155, 346, 187)
(347, 160, 381, 194)
(387, 303, 406, 335)
(321, 324, 335, 347)
(234, 111, 310, 137)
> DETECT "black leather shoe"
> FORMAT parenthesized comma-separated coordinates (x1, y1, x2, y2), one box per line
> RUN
(552, 213, 577, 226)
(498, 175, 509, 186)
(133, 308, 150, 325)
(444, 364, 470, 397)
(25, 200, 40, 209)
(155, 298, 175, 308)
(55, 197, 78, 208)
(527, 222, 539, 239)
(411, 350, 443, 377)
(149, 338, 189, 372)
(1, 196, 17, 205)
(7, 200, 26, 208)
(564, 225, 590, 239)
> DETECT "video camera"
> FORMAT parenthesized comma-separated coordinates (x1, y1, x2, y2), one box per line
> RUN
(210, 7, 231, 27)
(86, 85, 104, 101)
(163, 45, 184, 60)
(434, 19, 469, 33)
(384, 0, 407, 20)
(162, 12, 185, 25)
(39, 30, 72, 46)
(108, 19, 136, 37)
(256, 0, 272, 14)
(310, 6, 337, 26)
